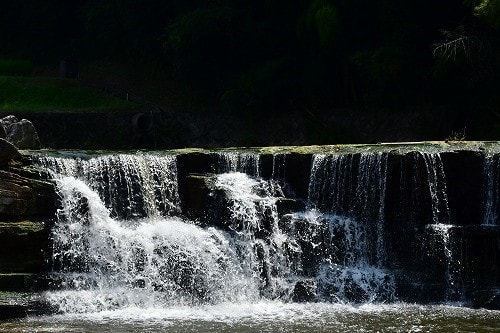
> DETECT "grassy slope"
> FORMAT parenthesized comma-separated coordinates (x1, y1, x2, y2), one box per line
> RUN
(0, 76, 138, 112)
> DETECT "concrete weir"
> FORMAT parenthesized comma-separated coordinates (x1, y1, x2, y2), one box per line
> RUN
(0, 141, 499, 318)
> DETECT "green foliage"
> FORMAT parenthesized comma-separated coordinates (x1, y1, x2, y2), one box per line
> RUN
(82, 0, 175, 57)
(165, 6, 241, 77)
(315, 3, 341, 46)
(166, 6, 235, 51)
(221, 57, 296, 111)
(0, 60, 32, 77)
(349, 47, 417, 106)
(473, 0, 500, 28)
(351, 47, 404, 90)
(2, 0, 498, 115)
(0, 77, 137, 112)
(446, 128, 467, 142)
(300, 0, 342, 47)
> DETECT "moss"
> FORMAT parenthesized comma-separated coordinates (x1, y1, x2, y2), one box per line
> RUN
(0, 221, 45, 235)
(25, 141, 500, 158)
(0, 291, 34, 306)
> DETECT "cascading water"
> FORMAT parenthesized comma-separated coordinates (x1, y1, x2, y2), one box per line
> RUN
(419, 152, 450, 225)
(295, 152, 395, 303)
(29, 148, 493, 315)
(38, 153, 180, 218)
(5, 147, 499, 331)
(49, 178, 258, 312)
(271, 154, 286, 181)
(214, 172, 300, 299)
(419, 152, 462, 301)
(483, 154, 499, 225)
(38, 154, 268, 312)
(35, 152, 312, 314)
(428, 223, 462, 302)
(215, 151, 261, 176)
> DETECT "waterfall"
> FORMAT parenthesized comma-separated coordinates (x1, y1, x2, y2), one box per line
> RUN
(427, 223, 462, 302)
(419, 152, 450, 225)
(301, 152, 394, 303)
(214, 172, 299, 298)
(35, 154, 269, 313)
(271, 154, 286, 180)
(49, 177, 259, 312)
(307, 153, 388, 264)
(37, 153, 180, 219)
(215, 152, 261, 176)
(29, 147, 493, 314)
(34, 153, 308, 313)
(418, 152, 462, 301)
(483, 154, 499, 225)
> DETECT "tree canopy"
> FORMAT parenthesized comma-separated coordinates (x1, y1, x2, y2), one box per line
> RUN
(1, 0, 499, 113)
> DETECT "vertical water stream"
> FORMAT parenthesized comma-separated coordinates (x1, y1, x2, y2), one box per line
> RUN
(483, 154, 499, 226)
(299, 152, 395, 302)
(419, 152, 461, 301)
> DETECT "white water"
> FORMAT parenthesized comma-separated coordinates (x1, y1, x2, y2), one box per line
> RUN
(3, 150, 496, 331)
(4, 303, 499, 333)
(420, 152, 450, 225)
(419, 153, 461, 300)
(428, 223, 462, 302)
(215, 152, 261, 176)
(36, 154, 303, 314)
(38, 153, 180, 218)
(35, 151, 402, 315)
(484, 154, 499, 225)
(50, 176, 263, 313)
(303, 153, 395, 303)
(214, 172, 299, 299)
(32, 150, 485, 316)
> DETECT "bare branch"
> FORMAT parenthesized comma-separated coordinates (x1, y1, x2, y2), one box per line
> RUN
(432, 27, 491, 63)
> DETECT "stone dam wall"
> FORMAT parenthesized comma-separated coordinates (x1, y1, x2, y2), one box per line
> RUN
(0, 142, 499, 318)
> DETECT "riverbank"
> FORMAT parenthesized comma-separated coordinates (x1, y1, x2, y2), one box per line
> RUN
(3, 106, 498, 150)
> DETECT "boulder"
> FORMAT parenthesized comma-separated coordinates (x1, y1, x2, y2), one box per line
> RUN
(0, 171, 56, 217)
(0, 122, 6, 139)
(0, 292, 55, 319)
(276, 198, 306, 216)
(0, 138, 22, 166)
(0, 115, 42, 149)
(182, 173, 232, 229)
(5, 119, 41, 149)
(182, 173, 216, 220)
(0, 115, 19, 128)
(292, 279, 317, 302)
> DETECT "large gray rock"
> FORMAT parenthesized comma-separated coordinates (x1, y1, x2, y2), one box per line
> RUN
(0, 170, 55, 217)
(5, 119, 41, 149)
(0, 138, 22, 166)
(0, 122, 6, 139)
(0, 115, 19, 128)
(0, 116, 19, 143)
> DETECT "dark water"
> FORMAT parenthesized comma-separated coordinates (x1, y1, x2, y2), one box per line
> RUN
(1, 303, 498, 333)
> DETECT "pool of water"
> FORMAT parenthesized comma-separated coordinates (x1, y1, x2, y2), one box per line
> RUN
(0, 302, 498, 333)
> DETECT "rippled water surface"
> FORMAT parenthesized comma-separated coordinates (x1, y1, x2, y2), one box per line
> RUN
(1, 303, 499, 333)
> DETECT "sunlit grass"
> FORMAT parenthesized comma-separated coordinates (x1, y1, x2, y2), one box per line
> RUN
(0, 76, 138, 112)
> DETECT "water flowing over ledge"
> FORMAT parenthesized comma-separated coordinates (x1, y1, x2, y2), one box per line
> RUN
(1, 142, 499, 325)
